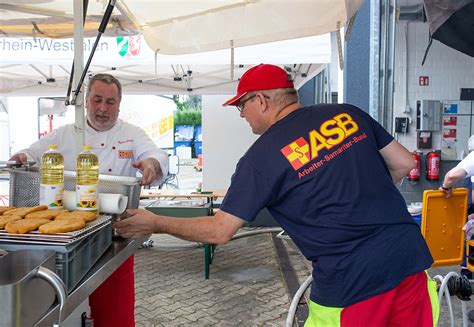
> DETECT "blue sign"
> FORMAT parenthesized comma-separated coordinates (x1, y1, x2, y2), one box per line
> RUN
(443, 104, 458, 114)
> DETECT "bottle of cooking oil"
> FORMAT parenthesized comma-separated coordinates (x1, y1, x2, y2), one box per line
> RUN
(76, 145, 99, 215)
(40, 144, 64, 209)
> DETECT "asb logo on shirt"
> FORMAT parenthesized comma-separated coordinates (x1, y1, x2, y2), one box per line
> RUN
(280, 113, 359, 171)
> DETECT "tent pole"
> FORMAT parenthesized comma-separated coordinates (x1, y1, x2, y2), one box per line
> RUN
(230, 40, 234, 81)
(73, 0, 85, 150)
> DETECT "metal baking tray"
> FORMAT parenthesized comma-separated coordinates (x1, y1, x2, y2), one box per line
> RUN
(0, 215, 111, 245)
(0, 225, 108, 246)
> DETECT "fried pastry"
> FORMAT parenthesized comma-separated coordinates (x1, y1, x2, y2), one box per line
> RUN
(3, 205, 48, 217)
(25, 209, 69, 220)
(0, 206, 15, 215)
(0, 215, 22, 228)
(56, 211, 97, 222)
(5, 218, 50, 234)
(39, 219, 86, 233)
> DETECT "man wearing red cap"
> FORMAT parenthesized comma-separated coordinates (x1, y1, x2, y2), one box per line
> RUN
(115, 64, 439, 326)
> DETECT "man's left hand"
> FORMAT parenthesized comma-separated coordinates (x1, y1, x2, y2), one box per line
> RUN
(132, 158, 162, 185)
(113, 209, 158, 239)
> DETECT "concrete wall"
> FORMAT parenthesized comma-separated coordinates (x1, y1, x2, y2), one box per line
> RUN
(298, 78, 315, 107)
(202, 96, 279, 226)
(392, 21, 474, 201)
(201, 95, 258, 191)
(393, 21, 474, 152)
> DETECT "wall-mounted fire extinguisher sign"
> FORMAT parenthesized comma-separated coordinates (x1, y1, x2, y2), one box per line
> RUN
(426, 150, 440, 181)
(407, 150, 421, 182)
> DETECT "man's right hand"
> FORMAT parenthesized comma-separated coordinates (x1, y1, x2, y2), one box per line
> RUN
(439, 185, 453, 198)
(8, 153, 28, 166)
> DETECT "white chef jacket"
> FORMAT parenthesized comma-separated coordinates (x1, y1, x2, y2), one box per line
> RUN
(457, 151, 474, 179)
(18, 119, 169, 186)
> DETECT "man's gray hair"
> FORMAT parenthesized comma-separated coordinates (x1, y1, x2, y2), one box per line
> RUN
(260, 88, 299, 109)
(87, 73, 122, 100)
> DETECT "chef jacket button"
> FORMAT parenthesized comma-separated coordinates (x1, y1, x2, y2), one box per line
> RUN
(112, 146, 116, 150)
(108, 168, 112, 172)
(101, 143, 105, 147)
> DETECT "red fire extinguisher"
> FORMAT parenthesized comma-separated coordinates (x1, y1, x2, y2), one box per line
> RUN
(407, 150, 421, 182)
(426, 150, 440, 181)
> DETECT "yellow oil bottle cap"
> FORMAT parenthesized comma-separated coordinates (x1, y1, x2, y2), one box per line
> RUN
(83, 145, 92, 151)
(48, 144, 58, 149)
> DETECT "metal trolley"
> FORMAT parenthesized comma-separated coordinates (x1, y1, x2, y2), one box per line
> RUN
(0, 167, 142, 326)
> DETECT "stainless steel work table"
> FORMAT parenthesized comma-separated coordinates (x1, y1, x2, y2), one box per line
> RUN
(36, 236, 147, 327)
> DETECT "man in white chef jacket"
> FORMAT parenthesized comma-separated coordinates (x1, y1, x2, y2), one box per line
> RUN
(10, 73, 168, 327)
(10, 74, 168, 186)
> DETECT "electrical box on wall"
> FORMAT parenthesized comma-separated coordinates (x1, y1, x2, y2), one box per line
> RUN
(417, 131, 432, 149)
(416, 100, 442, 131)
(441, 100, 473, 160)
(395, 117, 409, 133)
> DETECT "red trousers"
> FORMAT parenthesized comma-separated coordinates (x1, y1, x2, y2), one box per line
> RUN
(306, 271, 439, 326)
(89, 255, 135, 327)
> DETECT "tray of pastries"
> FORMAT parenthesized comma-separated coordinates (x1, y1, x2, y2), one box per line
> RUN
(0, 205, 111, 243)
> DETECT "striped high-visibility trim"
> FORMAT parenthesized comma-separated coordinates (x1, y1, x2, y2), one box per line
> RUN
(305, 301, 342, 327)
(426, 271, 440, 326)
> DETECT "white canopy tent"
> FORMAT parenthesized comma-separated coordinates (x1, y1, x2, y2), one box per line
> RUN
(0, 0, 364, 95)
(1, 0, 366, 201)
(0, 34, 331, 96)
(0, 1, 363, 52)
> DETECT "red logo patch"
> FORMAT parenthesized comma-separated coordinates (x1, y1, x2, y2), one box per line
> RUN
(280, 137, 310, 170)
(118, 150, 133, 159)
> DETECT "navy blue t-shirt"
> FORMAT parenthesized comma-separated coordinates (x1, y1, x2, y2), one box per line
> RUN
(220, 103, 433, 307)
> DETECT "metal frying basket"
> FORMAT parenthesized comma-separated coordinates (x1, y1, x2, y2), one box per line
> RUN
(8, 168, 141, 209)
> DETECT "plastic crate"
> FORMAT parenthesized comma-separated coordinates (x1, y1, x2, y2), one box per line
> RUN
(194, 141, 202, 156)
(0, 224, 112, 293)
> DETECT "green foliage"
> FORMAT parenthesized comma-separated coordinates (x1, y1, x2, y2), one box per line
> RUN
(174, 110, 201, 126)
(172, 95, 202, 112)
(173, 95, 202, 126)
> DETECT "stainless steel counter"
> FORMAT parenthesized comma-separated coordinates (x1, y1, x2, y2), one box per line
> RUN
(35, 236, 147, 327)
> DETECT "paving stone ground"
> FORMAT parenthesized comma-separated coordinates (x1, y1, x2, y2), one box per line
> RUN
(134, 231, 306, 326)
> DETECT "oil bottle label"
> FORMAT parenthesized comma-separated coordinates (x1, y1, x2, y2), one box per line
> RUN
(76, 184, 98, 211)
(40, 184, 64, 209)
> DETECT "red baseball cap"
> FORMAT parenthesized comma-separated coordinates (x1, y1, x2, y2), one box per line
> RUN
(223, 64, 294, 107)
